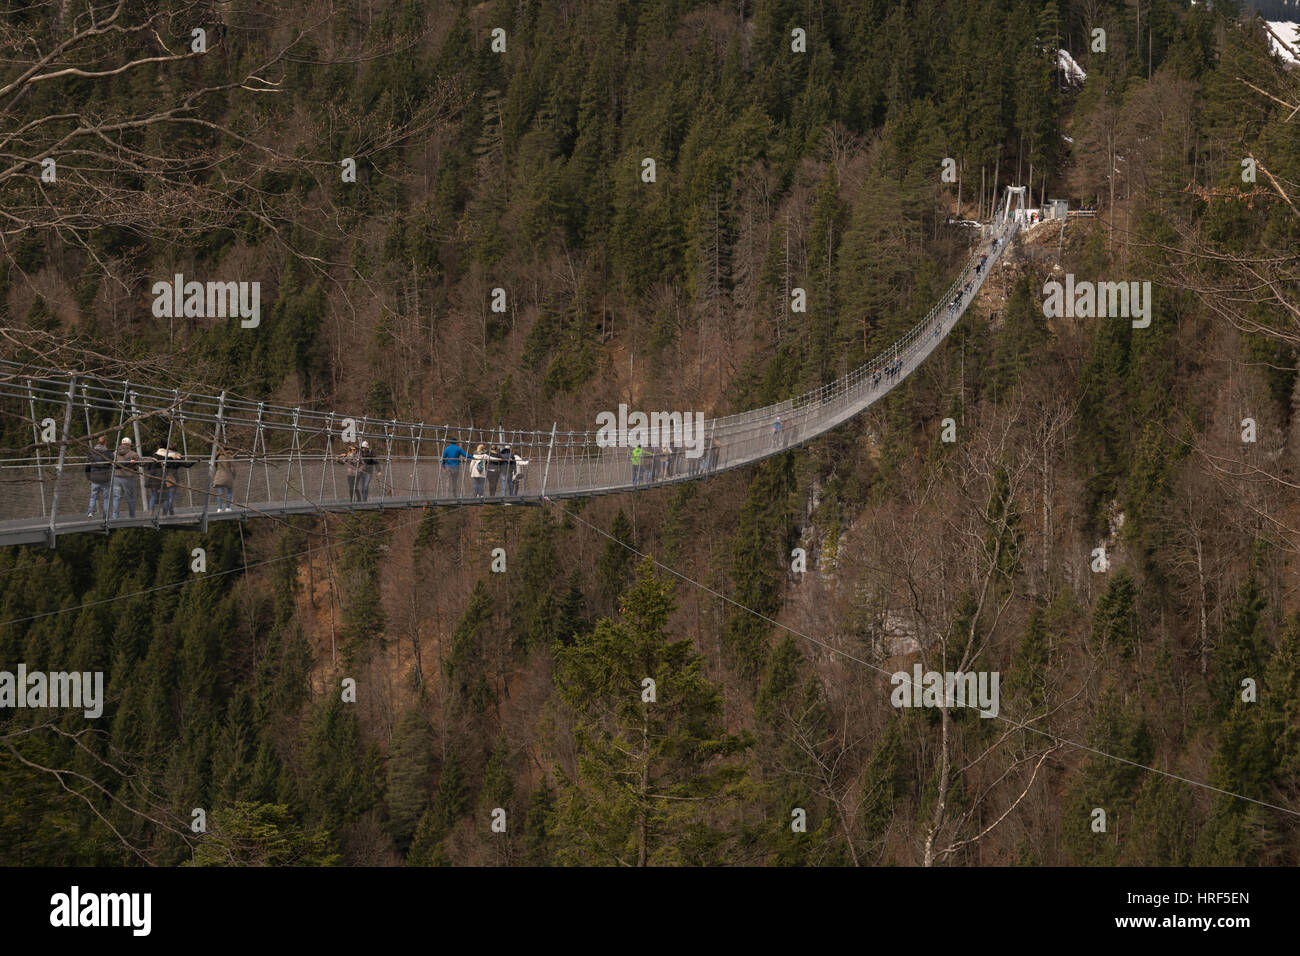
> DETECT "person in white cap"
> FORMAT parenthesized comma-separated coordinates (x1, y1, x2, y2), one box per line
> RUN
(161, 449, 196, 516)
(145, 447, 168, 513)
(111, 437, 140, 518)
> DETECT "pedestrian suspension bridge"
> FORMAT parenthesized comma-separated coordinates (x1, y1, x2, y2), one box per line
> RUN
(0, 212, 1021, 548)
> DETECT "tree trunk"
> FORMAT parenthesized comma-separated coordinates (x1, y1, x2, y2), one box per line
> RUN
(924, 701, 951, 866)
(638, 711, 650, 866)
(1108, 127, 1116, 254)
(992, 155, 1000, 219)
(1043, 438, 1051, 578)
(956, 156, 963, 220)
(1195, 536, 1209, 674)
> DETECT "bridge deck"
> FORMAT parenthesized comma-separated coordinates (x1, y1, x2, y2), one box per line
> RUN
(0, 219, 1018, 547)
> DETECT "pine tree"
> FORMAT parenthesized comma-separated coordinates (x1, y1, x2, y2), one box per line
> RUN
(298, 697, 383, 832)
(1208, 576, 1268, 719)
(1091, 570, 1140, 659)
(806, 165, 849, 386)
(554, 570, 588, 647)
(477, 736, 516, 862)
(723, 459, 795, 682)
(754, 638, 840, 865)
(595, 508, 635, 613)
(337, 514, 389, 669)
(522, 784, 557, 866)
(552, 557, 753, 865)
(446, 580, 497, 716)
(1064, 689, 1154, 864)
(985, 275, 1049, 401)
(407, 744, 471, 866)
(509, 511, 562, 653)
(187, 803, 337, 866)
(385, 710, 435, 852)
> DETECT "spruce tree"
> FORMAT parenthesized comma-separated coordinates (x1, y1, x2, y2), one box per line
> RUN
(552, 557, 752, 865)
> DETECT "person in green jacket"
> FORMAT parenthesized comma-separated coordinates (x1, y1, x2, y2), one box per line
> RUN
(630, 443, 644, 487)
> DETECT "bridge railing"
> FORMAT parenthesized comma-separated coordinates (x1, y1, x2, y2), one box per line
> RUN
(0, 220, 1017, 542)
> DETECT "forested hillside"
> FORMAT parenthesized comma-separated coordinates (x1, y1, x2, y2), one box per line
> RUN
(1, 0, 1298, 866)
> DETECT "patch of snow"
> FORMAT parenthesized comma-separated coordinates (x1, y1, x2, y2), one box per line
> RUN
(1268, 21, 1299, 64)
(1058, 48, 1086, 85)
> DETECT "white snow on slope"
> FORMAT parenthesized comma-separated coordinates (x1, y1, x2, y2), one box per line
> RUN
(1268, 21, 1299, 64)
(1058, 48, 1086, 84)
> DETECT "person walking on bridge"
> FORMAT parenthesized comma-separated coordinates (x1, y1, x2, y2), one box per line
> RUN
(630, 443, 644, 486)
(500, 446, 519, 496)
(486, 445, 505, 496)
(470, 444, 489, 497)
(161, 450, 196, 516)
(358, 441, 380, 502)
(144, 447, 167, 514)
(441, 437, 468, 496)
(212, 446, 236, 512)
(649, 443, 665, 481)
(110, 437, 140, 519)
(85, 435, 112, 518)
(512, 454, 529, 494)
(338, 443, 362, 502)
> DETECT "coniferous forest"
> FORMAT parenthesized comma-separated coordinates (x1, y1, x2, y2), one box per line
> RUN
(1, 0, 1299, 877)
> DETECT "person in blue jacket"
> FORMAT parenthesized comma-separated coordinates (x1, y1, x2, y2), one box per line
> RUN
(441, 437, 468, 496)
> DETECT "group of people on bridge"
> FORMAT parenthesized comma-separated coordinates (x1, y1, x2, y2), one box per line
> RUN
(336, 442, 381, 503)
(76, 371, 923, 520)
(439, 441, 527, 498)
(61, 230, 1007, 526)
(85, 436, 206, 519)
(629, 438, 723, 487)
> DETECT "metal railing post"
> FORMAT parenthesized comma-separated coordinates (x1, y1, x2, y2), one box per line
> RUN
(183, 409, 198, 509)
(153, 394, 178, 522)
(321, 412, 335, 503)
(201, 392, 226, 532)
(284, 407, 300, 509)
(296, 411, 309, 505)
(130, 391, 145, 507)
(411, 423, 423, 500)
(247, 402, 265, 505)
(27, 379, 47, 517)
(541, 423, 557, 497)
(384, 419, 396, 503)
(46, 377, 76, 547)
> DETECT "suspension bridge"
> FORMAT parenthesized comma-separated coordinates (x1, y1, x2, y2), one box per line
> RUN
(0, 212, 1021, 548)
